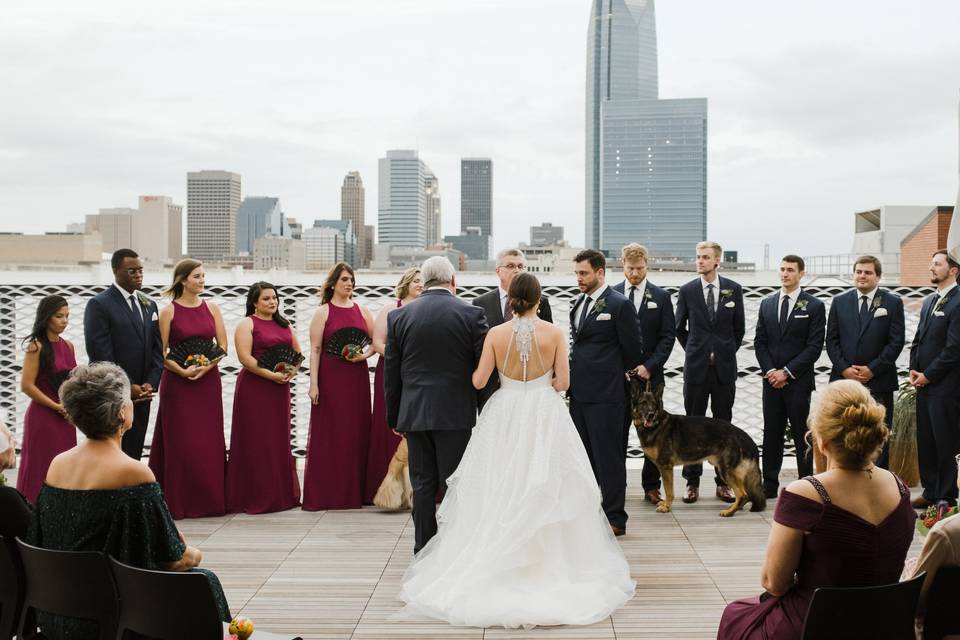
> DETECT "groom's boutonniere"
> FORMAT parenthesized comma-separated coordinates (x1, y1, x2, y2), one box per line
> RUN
(592, 299, 607, 315)
(795, 299, 809, 312)
(135, 290, 153, 312)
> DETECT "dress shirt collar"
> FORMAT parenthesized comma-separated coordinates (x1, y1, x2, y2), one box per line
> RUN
(938, 281, 958, 298)
(779, 287, 800, 302)
(584, 283, 608, 302)
(700, 275, 719, 292)
(114, 281, 136, 299)
(855, 287, 879, 305)
(425, 286, 454, 294)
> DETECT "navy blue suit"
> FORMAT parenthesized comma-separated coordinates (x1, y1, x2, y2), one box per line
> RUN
(826, 288, 905, 467)
(613, 280, 675, 491)
(755, 289, 826, 492)
(84, 285, 163, 459)
(569, 285, 643, 529)
(910, 285, 960, 504)
(675, 276, 745, 486)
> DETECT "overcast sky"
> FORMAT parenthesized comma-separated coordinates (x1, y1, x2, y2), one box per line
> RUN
(2, 0, 958, 263)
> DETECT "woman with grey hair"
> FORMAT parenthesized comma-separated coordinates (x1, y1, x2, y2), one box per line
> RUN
(29, 363, 230, 638)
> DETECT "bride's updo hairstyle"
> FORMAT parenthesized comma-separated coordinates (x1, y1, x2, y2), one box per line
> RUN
(508, 272, 541, 316)
(808, 380, 888, 468)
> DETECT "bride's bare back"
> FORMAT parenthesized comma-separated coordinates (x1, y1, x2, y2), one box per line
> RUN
(472, 315, 570, 391)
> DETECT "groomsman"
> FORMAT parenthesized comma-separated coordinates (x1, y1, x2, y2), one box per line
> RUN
(909, 249, 960, 508)
(84, 248, 163, 459)
(472, 248, 553, 408)
(611, 243, 675, 505)
(825, 255, 905, 468)
(675, 241, 744, 503)
(755, 255, 825, 498)
(569, 249, 643, 536)
(385, 256, 489, 552)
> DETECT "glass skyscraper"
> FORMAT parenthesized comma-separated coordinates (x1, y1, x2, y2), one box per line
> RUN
(586, 0, 707, 257)
(378, 150, 432, 248)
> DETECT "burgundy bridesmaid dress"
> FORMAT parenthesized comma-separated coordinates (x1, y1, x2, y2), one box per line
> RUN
(149, 300, 226, 519)
(302, 303, 372, 510)
(717, 475, 915, 640)
(16, 339, 77, 504)
(226, 316, 301, 514)
(363, 300, 403, 504)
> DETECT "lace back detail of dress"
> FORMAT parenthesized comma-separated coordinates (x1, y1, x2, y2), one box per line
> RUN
(504, 317, 546, 383)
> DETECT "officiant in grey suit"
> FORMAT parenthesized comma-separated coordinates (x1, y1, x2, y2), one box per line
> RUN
(385, 256, 489, 553)
(472, 248, 553, 409)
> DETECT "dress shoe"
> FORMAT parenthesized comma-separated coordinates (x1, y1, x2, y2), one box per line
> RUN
(764, 487, 779, 500)
(610, 525, 626, 537)
(716, 486, 736, 503)
(682, 485, 699, 504)
(644, 489, 663, 505)
(911, 496, 934, 510)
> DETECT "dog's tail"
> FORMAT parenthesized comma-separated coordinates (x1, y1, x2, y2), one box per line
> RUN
(747, 463, 766, 512)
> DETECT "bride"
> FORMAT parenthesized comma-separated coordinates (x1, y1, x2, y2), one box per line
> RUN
(396, 272, 635, 628)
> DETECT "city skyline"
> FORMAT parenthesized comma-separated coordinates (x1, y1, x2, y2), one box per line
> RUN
(1, 1, 959, 263)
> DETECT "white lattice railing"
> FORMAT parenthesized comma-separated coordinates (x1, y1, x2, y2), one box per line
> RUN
(0, 282, 934, 459)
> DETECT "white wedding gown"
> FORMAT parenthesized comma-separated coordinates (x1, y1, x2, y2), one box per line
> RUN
(396, 327, 636, 628)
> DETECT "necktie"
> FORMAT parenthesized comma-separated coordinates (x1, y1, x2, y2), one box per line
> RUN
(779, 294, 789, 329)
(578, 295, 592, 333)
(129, 294, 144, 332)
(859, 295, 869, 328)
(628, 286, 637, 308)
(503, 297, 513, 321)
(706, 284, 716, 323)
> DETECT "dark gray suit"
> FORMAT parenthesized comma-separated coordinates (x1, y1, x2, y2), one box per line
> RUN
(385, 288, 489, 552)
(472, 288, 553, 409)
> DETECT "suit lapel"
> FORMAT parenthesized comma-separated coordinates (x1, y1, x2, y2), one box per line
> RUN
(490, 290, 504, 325)
(857, 290, 879, 339)
(692, 279, 712, 325)
(782, 291, 808, 335)
(578, 287, 611, 339)
(110, 286, 145, 344)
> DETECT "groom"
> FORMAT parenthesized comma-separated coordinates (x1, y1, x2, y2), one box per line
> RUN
(385, 256, 489, 553)
(569, 249, 643, 536)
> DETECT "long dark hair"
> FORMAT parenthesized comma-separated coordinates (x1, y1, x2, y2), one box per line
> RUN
(163, 258, 203, 299)
(23, 295, 68, 374)
(245, 281, 290, 328)
(320, 262, 355, 305)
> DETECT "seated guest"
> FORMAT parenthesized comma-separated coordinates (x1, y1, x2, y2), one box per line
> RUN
(29, 363, 230, 639)
(717, 380, 915, 640)
(0, 420, 33, 541)
(907, 458, 960, 619)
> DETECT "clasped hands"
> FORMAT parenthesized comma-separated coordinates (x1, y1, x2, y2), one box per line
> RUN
(130, 383, 155, 402)
(841, 365, 874, 384)
(765, 369, 789, 389)
(908, 370, 930, 388)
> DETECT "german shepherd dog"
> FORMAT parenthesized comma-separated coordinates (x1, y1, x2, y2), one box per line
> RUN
(629, 379, 766, 517)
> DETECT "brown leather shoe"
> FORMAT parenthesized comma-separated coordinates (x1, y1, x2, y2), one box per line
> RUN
(644, 489, 663, 505)
(716, 486, 736, 503)
(610, 525, 626, 537)
(682, 485, 699, 504)
(912, 496, 934, 509)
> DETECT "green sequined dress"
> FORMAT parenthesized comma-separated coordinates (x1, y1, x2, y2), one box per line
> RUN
(29, 482, 230, 639)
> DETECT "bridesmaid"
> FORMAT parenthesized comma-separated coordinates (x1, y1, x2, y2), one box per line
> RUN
(149, 259, 227, 519)
(363, 268, 422, 504)
(16, 295, 77, 504)
(303, 262, 375, 510)
(226, 282, 302, 514)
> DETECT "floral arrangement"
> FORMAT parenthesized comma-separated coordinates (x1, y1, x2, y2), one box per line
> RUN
(933, 295, 948, 314)
(135, 290, 153, 312)
(917, 502, 958, 536)
(227, 616, 255, 639)
(184, 353, 211, 367)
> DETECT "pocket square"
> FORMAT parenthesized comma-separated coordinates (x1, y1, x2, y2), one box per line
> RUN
(724, 301, 735, 308)
(596, 313, 612, 321)
(151, 311, 159, 321)
(794, 314, 809, 319)
(646, 301, 658, 309)
(934, 311, 945, 317)
(873, 308, 888, 317)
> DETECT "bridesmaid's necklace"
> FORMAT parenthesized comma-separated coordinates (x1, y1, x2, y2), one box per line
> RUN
(834, 464, 875, 479)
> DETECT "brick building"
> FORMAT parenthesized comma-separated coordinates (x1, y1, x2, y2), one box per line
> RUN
(899, 206, 955, 285)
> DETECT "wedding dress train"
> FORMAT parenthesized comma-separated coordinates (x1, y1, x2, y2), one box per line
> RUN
(396, 363, 636, 628)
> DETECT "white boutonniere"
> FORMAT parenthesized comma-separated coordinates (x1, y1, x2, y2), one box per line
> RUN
(720, 288, 734, 299)
(135, 291, 153, 312)
(795, 299, 809, 312)
(933, 295, 948, 314)
(871, 295, 882, 312)
(643, 289, 657, 309)
(592, 298, 607, 315)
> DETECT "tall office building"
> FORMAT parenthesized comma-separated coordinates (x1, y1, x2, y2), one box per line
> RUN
(424, 172, 442, 246)
(341, 171, 367, 266)
(460, 158, 492, 236)
(585, 0, 706, 257)
(86, 208, 135, 255)
(304, 219, 357, 271)
(137, 195, 183, 264)
(530, 222, 565, 247)
(236, 196, 284, 254)
(187, 170, 241, 261)
(378, 150, 433, 248)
